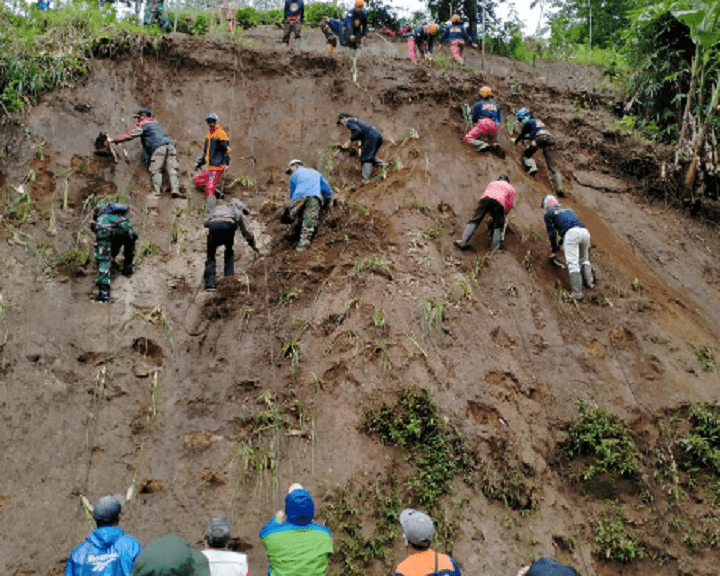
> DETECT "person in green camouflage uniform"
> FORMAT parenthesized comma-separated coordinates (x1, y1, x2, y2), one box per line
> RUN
(91, 203, 138, 302)
(144, 0, 170, 30)
(283, 159, 332, 252)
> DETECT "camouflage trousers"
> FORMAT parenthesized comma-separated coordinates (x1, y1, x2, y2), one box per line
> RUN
(285, 197, 321, 250)
(144, 0, 168, 27)
(95, 231, 136, 287)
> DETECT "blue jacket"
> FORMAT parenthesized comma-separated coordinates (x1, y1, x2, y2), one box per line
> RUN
(321, 18, 345, 45)
(527, 557, 580, 576)
(343, 118, 381, 144)
(290, 167, 333, 202)
(471, 98, 501, 124)
(515, 117, 552, 144)
(439, 24, 474, 44)
(65, 526, 141, 576)
(410, 25, 435, 54)
(343, 8, 368, 37)
(283, 0, 304, 22)
(544, 204, 585, 252)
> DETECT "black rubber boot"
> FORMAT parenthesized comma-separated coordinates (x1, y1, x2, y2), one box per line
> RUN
(96, 284, 111, 302)
(204, 260, 217, 291)
(224, 249, 234, 277)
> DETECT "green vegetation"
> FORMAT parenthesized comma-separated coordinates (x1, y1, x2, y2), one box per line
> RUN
(675, 404, 720, 475)
(564, 400, 640, 480)
(593, 503, 645, 562)
(415, 297, 446, 343)
(353, 254, 392, 280)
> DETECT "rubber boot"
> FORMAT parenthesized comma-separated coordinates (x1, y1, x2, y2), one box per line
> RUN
(554, 171, 565, 197)
(205, 194, 217, 214)
(361, 162, 373, 181)
(169, 172, 184, 198)
(204, 260, 217, 291)
(581, 263, 594, 289)
(454, 223, 477, 250)
(522, 157, 538, 175)
(122, 264, 134, 277)
(151, 173, 163, 196)
(469, 139, 489, 152)
(491, 228, 503, 251)
(569, 272, 584, 299)
(96, 284, 111, 302)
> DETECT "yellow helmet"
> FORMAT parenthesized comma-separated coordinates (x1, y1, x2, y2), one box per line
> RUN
(480, 86, 493, 98)
(326, 43, 335, 54)
(355, 0, 364, 7)
(427, 23, 438, 35)
(451, 13, 461, 23)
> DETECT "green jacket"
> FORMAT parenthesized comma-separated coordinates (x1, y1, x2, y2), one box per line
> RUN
(131, 534, 209, 576)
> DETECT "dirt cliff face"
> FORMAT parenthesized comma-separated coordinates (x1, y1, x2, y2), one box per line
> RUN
(1, 28, 720, 576)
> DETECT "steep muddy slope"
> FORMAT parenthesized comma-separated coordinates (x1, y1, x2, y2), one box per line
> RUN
(1, 29, 720, 576)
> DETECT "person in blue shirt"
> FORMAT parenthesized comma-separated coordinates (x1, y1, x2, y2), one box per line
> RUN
(343, 0, 368, 49)
(65, 495, 141, 576)
(282, 0, 304, 46)
(541, 195, 594, 299)
(438, 14, 477, 65)
(337, 112, 385, 181)
(284, 160, 333, 252)
(407, 23, 438, 63)
(515, 107, 564, 196)
(464, 86, 502, 154)
(319, 16, 345, 53)
(516, 557, 581, 576)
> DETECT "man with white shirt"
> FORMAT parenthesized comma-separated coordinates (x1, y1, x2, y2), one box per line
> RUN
(202, 516, 249, 576)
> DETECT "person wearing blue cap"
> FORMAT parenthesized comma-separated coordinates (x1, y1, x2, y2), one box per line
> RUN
(65, 495, 141, 576)
(394, 508, 462, 576)
(110, 108, 182, 198)
(514, 108, 564, 196)
(516, 557, 581, 576)
(259, 483, 333, 576)
(195, 113, 231, 202)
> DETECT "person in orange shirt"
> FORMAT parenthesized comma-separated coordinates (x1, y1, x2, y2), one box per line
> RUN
(194, 113, 231, 201)
(394, 509, 462, 576)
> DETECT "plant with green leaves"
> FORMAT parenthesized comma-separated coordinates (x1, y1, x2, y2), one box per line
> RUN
(593, 503, 645, 562)
(675, 403, 720, 475)
(354, 254, 392, 280)
(564, 400, 640, 480)
(414, 297, 446, 343)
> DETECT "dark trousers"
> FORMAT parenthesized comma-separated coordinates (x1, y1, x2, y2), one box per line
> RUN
(470, 197, 505, 230)
(522, 134, 558, 174)
(207, 221, 236, 277)
(360, 132, 383, 164)
(283, 20, 301, 43)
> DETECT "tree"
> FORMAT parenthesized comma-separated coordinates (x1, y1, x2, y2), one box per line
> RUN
(547, 0, 638, 50)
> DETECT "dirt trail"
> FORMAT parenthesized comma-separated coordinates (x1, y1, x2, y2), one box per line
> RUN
(1, 28, 719, 576)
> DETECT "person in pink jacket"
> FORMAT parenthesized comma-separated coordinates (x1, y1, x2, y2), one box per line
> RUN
(454, 174, 515, 251)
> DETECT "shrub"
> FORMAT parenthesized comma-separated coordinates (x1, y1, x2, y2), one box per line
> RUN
(564, 400, 640, 480)
(304, 2, 344, 27)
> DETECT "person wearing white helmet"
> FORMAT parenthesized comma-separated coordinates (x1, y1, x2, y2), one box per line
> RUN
(541, 195, 594, 299)
(283, 159, 333, 252)
(395, 508, 462, 576)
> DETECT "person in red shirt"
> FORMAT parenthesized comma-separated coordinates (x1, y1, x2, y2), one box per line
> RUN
(454, 174, 516, 251)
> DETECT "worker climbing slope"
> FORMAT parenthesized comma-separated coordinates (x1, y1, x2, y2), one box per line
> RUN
(464, 85, 503, 155)
(515, 107, 564, 196)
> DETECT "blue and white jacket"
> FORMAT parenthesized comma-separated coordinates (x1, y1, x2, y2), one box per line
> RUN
(65, 526, 141, 576)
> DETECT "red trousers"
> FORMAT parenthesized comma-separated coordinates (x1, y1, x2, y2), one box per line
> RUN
(194, 167, 225, 197)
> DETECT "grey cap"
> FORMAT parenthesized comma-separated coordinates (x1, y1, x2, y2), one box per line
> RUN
(93, 495, 122, 522)
(399, 508, 434, 546)
(205, 516, 231, 543)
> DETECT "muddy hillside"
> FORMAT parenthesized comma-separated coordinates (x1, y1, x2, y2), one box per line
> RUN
(1, 27, 720, 576)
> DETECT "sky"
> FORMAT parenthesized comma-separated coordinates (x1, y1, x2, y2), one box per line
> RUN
(395, 0, 546, 35)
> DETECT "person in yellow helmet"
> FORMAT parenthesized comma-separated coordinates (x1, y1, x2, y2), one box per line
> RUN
(407, 22, 438, 63)
(438, 14, 477, 65)
(343, 0, 368, 49)
(464, 86, 503, 155)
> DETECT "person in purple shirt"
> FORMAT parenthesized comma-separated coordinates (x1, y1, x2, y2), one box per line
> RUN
(283, 159, 333, 252)
(65, 495, 141, 576)
(438, 14, 477, 65)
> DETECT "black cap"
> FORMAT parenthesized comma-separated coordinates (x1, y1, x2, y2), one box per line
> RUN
(132, 108, 152, 118)
(336, 112, 350, 125)
(498, 173, 510, 182)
